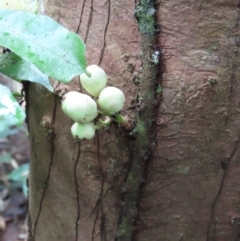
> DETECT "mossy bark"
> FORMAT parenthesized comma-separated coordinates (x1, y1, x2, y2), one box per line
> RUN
(116, 1, 160, 238)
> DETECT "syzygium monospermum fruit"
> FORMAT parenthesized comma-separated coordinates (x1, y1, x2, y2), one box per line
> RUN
(71, 122, 96, 140)
(80, 65, 107, 97)
(98, 86, 125, 114)
(62, 91, 98, 123)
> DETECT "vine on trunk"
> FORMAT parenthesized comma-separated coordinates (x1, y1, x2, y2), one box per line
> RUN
(116, 0, 161, 240)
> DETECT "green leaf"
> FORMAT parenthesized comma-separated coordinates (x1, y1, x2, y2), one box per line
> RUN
(0, 83, 25, 131)
(22, 178, 28, 197)
(12, 91, 23, 98)
(0, 152, 12, 164)
(0, 125, 26, 138)
(7, 163, 29, 181)
(0, 8, 86, 82)
(0, 52, 53, 91)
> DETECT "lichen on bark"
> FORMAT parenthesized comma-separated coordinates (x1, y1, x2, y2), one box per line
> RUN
(134, 0, 156, 35)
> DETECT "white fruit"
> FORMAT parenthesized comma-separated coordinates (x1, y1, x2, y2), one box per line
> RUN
(62, 91, 98, 123)
(80, 65, 107, 97)
(98, 87, 125, 114)
(0, 0, 38, 13)
(71, 122, 96, 140)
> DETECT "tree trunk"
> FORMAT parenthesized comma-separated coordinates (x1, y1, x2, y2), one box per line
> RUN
(27, 0, 240, 241)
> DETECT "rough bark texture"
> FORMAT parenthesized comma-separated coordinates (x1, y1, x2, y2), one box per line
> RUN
(137, 1, 240, 241)
(27, 0, 240, 241)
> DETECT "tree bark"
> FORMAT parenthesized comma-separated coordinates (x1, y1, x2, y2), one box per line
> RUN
(27, 0, 240, 241)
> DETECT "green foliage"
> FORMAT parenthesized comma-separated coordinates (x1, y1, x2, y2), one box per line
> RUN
(0, 8, 88, 134)
(0, 52, 53, 91)
(0, 8, 86, 83)
(8, 163, 29, 197)
(0, 83, 26, 132)
(7, 163, 29, 181)
(0, 152, 11, 163)
(0, 125, 26, 138)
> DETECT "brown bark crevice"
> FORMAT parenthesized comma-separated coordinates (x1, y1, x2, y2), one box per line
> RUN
(207, 138, 240, 241)
(90, 132, 106, 241)
(84, 0, 94, 43)
(76, 0, 86, 34)
(98, 0, 111, 66)
(73, 142, 81, 241)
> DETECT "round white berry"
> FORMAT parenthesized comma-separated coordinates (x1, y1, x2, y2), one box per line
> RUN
(71, 122, 96, 140)
(98, 87, 125, 114)
(80, 65, 107, 97)
(62, 91, 98, 123)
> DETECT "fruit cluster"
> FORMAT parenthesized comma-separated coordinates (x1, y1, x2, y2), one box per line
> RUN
(61, 65, 125, 140)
